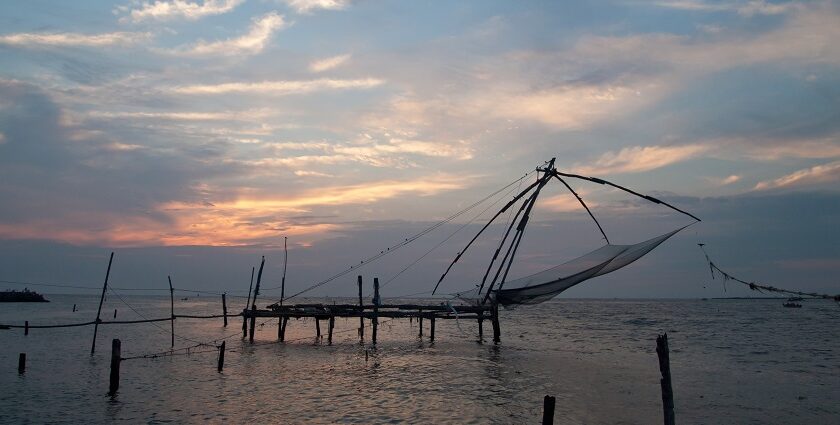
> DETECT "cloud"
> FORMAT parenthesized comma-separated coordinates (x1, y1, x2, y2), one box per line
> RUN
(754, 160, 840, 190)
(0, 32, 151, 47)
(309, 54, 351, 73)
(170, 12, 285, 56)
(124, 0, 244, 22)
(283, 0, 349, 14)
(573, 144, 710, 174)
(88, 109, 274, 122)
(706, 174, 741, 186)
(171, 77, 384, 94)
(651, 0, 798, 16)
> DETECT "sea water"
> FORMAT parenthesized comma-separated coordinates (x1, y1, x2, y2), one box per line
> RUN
(1, 295, 838, 424)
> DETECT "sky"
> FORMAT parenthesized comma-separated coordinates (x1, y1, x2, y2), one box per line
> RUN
(0, 0, 838, 300)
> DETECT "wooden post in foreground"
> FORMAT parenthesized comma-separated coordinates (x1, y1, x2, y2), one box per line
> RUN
(168, 276, 175, 348)
(91, 252, 114, 356)
(357, 275, 364, 341)
(542, 395, 556, 425)
(217, 341, 225, 372)
(18, 353, 25, 374)
(222, 293, 228, 327)
(418, 310, 423, 337)
(315, 318, 321, 339)
(109, 339, 121, 397)
(430, 317, 435, 342)
(656, 333, 676, 425)
(24, 321, 28, 336)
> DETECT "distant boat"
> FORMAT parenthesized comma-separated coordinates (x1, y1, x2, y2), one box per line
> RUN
(783, 302, 802, 308)
(1, 288, 49, 302)
(181, 297, 189, 301)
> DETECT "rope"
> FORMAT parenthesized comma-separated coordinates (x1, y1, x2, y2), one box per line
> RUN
(264, 170, 536, 303)
(699, 244, 840, 301)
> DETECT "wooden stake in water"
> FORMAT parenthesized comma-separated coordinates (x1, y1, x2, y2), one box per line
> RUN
(91, 252, 114, 356)
(430, 317, 435, 342)
(222, 293, 228, 327)
(656, 333, 676, 425)
(18, 353, 25, 374)
(24, 321, 28, 336)
(542, 395, 556, 425)
(243, 267, 254, 337)
(168, 276, 175, 348)
(108, 339, 121, 397)
(328, 316, 335, 345)
(217, 341, 225, 372)
(249, 257, 265, 344)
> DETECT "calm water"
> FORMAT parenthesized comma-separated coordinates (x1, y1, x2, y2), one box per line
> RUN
(1, 295, 838, 424)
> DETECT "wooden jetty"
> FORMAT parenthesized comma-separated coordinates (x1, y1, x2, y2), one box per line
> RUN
(241, 274, 500, 344)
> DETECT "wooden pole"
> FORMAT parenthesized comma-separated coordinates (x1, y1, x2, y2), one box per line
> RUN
(108, 339, 121, 397)
(114, 309, 117, 318)
(491, 301, 501, 343)
(372, 277, 380, 344)
(419, 312, 423, 337)
(249, 257, 265, 344)
(91, 252, 114, 356)
(222, 293, 228, 327)
(315, 318, 321, 338)
(168, 276, 175, 348)
(656, 333, 676, 425)
(357, 275, 364, 341)
(73, 304, 76, 312)
(18, 353, 25, 374)
(328, 316, 335, 345)
(243, 267, 254, 338)
(542, 395, 556, 425)
(24, 320, 28, 336)
(430, 317, 435, 342)
(217, 341, 225, 372)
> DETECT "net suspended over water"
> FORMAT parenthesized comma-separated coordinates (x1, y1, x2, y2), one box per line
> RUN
(434, 158, 700, 306)
(494, 226, 687, 305)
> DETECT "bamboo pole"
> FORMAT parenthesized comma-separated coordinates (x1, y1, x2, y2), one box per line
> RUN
(280, 317, 288, 342)
(168, 276, 175, 348)
(491, 301, 501, 343)
(430, 317, 435, 342)
(328, 316, 335, 345)
(91, 252, 114, 356)
(18, 353, 25, 374)
(24, 320, 28, 336)
(316, 318, 321, 339)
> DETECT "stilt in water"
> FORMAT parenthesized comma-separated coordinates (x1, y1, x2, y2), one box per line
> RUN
(113, 309, 117, 319)
(18, 353, 25, 374)
(91, 252, 114, 356)
(316, 318, 321, 339)
(24, 321, 28, 336)
(357, 275, 364, 341)
(328, 316, 335, 345)
(491, 301, 501, 343)
(280, 317, 288, 342)
(72, 304, 76, 312)
(418, 310, 423, 337)
(430, 317, 435, 342)
(477, 311, 484, 343)
(372, 278, 380, 344)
